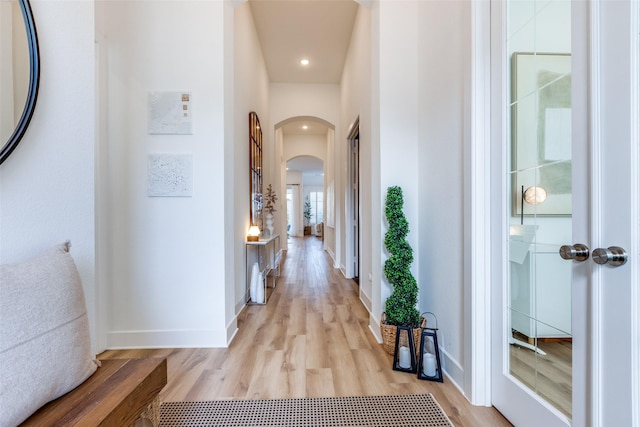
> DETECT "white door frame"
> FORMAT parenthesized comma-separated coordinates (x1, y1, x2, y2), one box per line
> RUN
(586, 1, 640, 424)
(465, 0, 492, 407)
(631, 1, 640, 424)
(344, 117, 360, 280)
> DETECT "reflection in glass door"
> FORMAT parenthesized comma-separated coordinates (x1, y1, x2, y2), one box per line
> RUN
(507, 0, 572, 419)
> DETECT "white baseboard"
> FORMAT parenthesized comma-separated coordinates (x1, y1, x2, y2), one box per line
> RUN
(359, 290, 372, 313)
(236, 293, 247, 316)
(369, 312, 383, 343)
(440, 347, 465, 395)
(326, 248, 336, 265)
(107, 329, 228, 349)
(226, 316, 238, 345)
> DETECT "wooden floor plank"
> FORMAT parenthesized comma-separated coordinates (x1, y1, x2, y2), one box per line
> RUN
(99, 236, 511, 427)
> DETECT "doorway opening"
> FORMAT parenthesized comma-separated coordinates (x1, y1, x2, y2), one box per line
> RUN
(285, 155, 325, 241)
(346, 118, 360, 283)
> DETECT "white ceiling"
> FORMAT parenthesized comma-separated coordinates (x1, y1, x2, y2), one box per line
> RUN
(287, 155, 324, 176)
(248, 0, 359, 84)
(280, 120, 328, 135)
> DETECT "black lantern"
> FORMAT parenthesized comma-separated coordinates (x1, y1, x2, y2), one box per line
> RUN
(392, 326, 417, 373)
(417, 313, 443, 382)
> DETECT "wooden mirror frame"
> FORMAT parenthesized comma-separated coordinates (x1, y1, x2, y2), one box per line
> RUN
(249, 112, 263, 230)
(0, 0, 40, 165)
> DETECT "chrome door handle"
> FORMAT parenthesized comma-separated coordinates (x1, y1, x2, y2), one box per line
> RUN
(559, 244, 590, 262)
(592, 246, 628, 266)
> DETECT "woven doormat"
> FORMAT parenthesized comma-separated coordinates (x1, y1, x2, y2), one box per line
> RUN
(159, 394, 454, 427)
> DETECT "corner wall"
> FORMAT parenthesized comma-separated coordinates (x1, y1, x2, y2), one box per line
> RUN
(377, 1, 420, 337)
(367, 0, 472, 395)
(416, 0, 471, 389)
(341, 4, 374, 313)
(96, 1, 228, 348)
(0, 2, 97, 349)
(232, 1, 270, 316)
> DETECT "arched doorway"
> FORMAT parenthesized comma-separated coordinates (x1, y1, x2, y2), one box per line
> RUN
(275, 116, 335, 261)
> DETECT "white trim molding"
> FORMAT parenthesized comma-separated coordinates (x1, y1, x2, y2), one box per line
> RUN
(107, 328, 229, 349)
(441, 347, 465, 395)
(588, 1, 603, 424)
(466, 0, 492, 407)
(629, 1, 640, 424)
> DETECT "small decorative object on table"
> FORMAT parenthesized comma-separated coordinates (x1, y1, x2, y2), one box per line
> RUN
(417, 312, 443, 382)
(250, 262, 259, 303)
(247, 225, 260, 242)
(264, 184, 278, 237)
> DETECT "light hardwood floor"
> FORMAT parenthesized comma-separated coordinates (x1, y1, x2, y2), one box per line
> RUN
(99, 236, 512, 427)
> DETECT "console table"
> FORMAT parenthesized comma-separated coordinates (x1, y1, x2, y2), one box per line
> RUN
(245, 234, 281, 304)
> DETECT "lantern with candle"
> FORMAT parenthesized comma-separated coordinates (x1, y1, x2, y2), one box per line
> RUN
(417, 312, 443, 382)
(392, 326, 417, 373)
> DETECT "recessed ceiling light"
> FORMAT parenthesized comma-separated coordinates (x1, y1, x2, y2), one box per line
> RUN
(300, 59, 310, 66)
(302, 125, 308, 130)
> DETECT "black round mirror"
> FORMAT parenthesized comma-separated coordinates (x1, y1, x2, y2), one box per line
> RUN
(0, 0, 39, 165)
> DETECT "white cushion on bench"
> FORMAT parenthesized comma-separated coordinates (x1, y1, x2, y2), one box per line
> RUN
(0, 242, 97, 427)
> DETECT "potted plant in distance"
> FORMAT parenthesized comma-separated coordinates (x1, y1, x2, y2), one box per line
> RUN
(380, 186, 423, 356)
(303, 196, 312, 235)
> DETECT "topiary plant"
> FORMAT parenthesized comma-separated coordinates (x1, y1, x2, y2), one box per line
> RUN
(303, 196, 312, 226)
(383, 186, 421, 327)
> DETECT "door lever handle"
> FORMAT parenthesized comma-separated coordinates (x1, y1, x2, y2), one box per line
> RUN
(592, 246, 628, 266)
(559, 244, 590, 262)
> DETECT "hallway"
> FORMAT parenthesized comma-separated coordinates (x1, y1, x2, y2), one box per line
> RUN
(100, 237, 511, 426)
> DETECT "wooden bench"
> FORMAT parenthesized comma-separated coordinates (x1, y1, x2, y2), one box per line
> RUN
(20, 358, 167, 427)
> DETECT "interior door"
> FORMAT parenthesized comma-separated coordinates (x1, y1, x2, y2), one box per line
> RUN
(491, 1, 639, 426)
(346, 119, 360, 280)
(351, 135, 359, 282)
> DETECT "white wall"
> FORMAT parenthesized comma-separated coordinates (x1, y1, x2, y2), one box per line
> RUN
(232, 2, 270, 315)
(377, 1, 421, 344)
(285, 171, 303, 236)
(0, 2, 97, 348)
(340, 4, 373, 312)
(323, 129, 336, 257)
(358, 0, 471, 394)
(96, 1, 229, 348)
(416, 0, 471, 389)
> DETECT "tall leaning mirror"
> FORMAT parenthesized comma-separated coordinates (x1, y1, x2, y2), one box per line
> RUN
(249, 112, 263, 231)
(0, 0, 39, 165)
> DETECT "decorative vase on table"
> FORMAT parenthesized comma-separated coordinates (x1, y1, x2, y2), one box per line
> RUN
(256, 272, 265, 304)
(250, 262, 259, 303)
(265, 213, 274, 237)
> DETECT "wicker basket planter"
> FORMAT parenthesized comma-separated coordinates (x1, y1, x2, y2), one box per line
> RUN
(381, 313, 425, 358)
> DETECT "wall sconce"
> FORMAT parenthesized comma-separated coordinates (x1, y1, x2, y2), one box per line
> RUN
(417, 312, 443, 382)
(524, 186, 547, 205)
(520, 185, 547, 224)
(247, 226, 261, 242)
(392, 326, 417, 373)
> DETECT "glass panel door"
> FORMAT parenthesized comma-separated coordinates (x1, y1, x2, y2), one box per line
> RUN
(507, 0, 572, 420)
